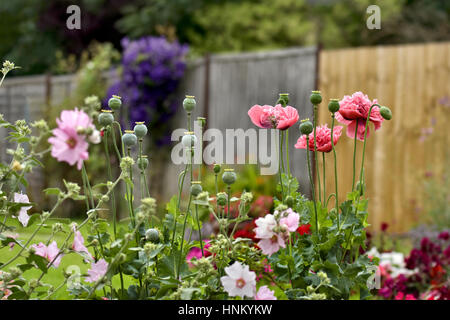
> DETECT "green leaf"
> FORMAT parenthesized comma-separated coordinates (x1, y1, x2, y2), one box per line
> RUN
(43, 188, 61, 196)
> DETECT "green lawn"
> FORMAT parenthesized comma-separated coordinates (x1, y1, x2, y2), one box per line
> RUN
(1, 217, 136, 299)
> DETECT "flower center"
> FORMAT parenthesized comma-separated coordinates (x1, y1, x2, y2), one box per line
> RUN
(66, 137, 77, 149)
(270, 235, 278, 243)
(235, 278, 246, 289)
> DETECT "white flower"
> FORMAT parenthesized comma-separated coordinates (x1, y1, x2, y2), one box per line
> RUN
(254, 214, 277, 239)
(13, 193, 32, 227)
(220, 261, 256, 298)
(88, 130, 101, 144)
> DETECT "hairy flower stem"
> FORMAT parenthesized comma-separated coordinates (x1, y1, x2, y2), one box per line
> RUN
(322, 152, 326, 207)
(330, 115, 339, 227)
(278, 132, 285, 202)
(103, 128, 118, 239)
(306, 137, 319, 235)
(0, 196, 67, 269)
(359, 104, 380, 185)
(351, 119, 358, 191)
(177, 195, 192, 279)
(195, 204, 203, 255)
(313, 105, 321, 203)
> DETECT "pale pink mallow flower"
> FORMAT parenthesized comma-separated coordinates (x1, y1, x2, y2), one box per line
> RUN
(279, 208, 300, 232)
(220, 261, 256, 298)
(335, 92, 384, 141)
(13, 193, 32, 227)
(248, 104, 299, 130)
(72, 226, 93, 262)
(85, 259, 108, 283)
(48, 108, 99, 170)
(7, 233, 19, 251)
(255, 285, 277, 300)
(254, 214, 277, 239)
(294, 124, 343, 153)
(31, 241, 63, 268)
(257, 235, 286, 257)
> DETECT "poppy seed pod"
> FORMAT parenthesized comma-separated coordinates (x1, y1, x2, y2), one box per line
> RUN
(328, 99, 340, 113)
(299, 120, 313, 135)
(134, 122, 148, 138)
(183, 95, 196, 113)
(190, 182, 203, 196)
(182, 132, 197, 148)
(145, 228, 160, 243)
(379, 106, 392, 120)
(222, 168, 237, 185)
(217, 192, 228, 206)
(213, 163, 221, 174)
(108, 95, 122, 110)
(98, 110, 114, 126)
(277, 93, 289, 106)
(137, 156, 149, 170)
(285, 196, 294, 207)
(310, 91, 322, 105)
(122, 131, 137, 147)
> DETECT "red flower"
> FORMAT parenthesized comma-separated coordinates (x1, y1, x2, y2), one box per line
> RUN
(381, 222, 389, 232)
(296, 224, 311, 235)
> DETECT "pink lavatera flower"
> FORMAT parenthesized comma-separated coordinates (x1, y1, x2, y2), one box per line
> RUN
(48, 108, 99, 170)
(13, 193, 32, 227)
(255, 285, 277, 300)
(335, 91, 384, 141)
(254, 214, 277, 239)
(72, 226, 93, 262)
(279, 208, 300, 232)
(248, 104, 299, 130)
(257, 234, 286, 257)
(295, 124, 343, 153)
(31, 241, 63, 268)
(220, 261, 256, 298)
(85, 258, 108, 283)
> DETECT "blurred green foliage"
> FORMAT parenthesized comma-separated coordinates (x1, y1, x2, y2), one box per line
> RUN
(1, 0, 449, 75)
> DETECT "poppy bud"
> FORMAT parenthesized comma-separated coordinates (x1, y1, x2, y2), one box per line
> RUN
(122, 131, 137, 147)
(379, 106, 392, 120)
(310, 91, 322, 105)
(183, 95, 196, 113)
(222, 169, 236, 185)
(286, 196, 294, 207)
(133, 122, 148, 138)
(213, 163, 221, 174)
(356, 181, 364, 196)
(328, 99, 340, 113)
(145, 228, 160, 243)
(108, 95, 122, 110)
(137, 156, 149, 170)
(190, 181, 203, 196)
(217, 192, 228, 206)
(299, 120, 313, 135)
(98, 110, 114, 126)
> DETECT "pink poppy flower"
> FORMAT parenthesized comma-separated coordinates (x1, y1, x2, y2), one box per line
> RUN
(220, 261, 256, 298)
(294, 124, 343, 153)
(48, 108, 97, 170)
(335, 92, 384, 141)
(255, 285, 277, 300)
(72, 226, 93, 262)
(31, 241, 63, 268)
(85, 259, 108, 283)
(248, 104, 299, 130)
(257, 234, 286, 257)
(279, 208, 300, 232)
(13, 193, 31, 227)
(186, 240, 211, 268)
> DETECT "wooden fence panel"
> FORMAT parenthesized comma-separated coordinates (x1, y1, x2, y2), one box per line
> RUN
(319, 42, 450, 233)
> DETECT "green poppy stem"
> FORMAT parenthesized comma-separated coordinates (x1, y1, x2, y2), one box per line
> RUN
(306, 136, 318, 235)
